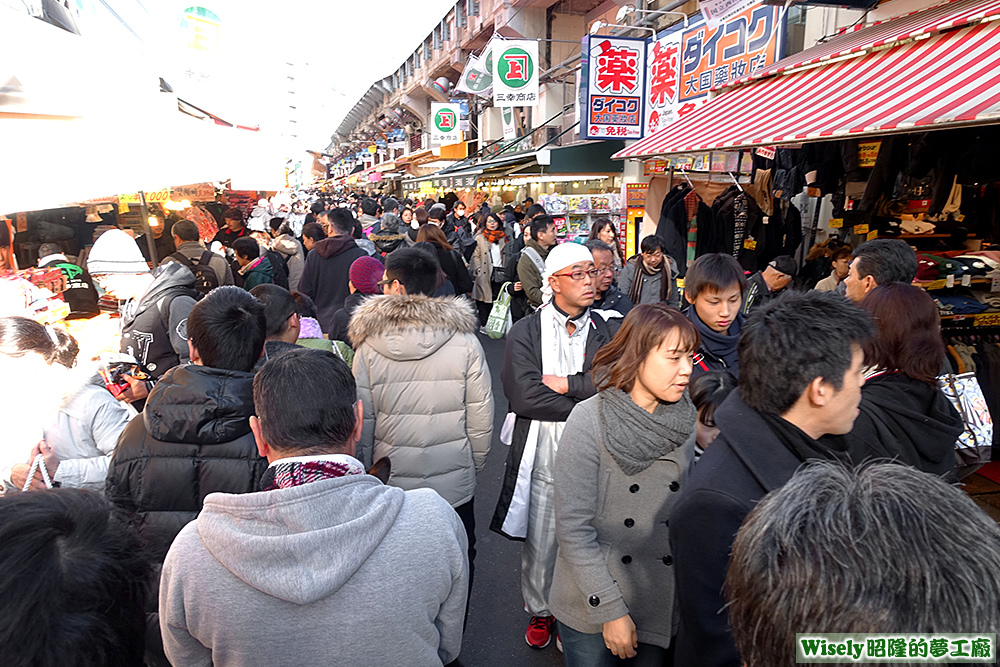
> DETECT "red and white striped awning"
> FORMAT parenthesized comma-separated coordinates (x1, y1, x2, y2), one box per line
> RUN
(614, 18, 1000, 160)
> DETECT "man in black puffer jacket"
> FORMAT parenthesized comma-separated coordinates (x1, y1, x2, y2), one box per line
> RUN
(106, 286, 269, 561)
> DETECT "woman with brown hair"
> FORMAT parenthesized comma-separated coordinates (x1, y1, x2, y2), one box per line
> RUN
(550, 304, 699, 664)
(416, 224, 473, 296)
(587, 217, 624, 275)
(821, 282, 963, 480)
(470, 212, 509, 325)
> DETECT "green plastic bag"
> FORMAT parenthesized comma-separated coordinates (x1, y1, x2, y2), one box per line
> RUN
(485, 282, 513, 340)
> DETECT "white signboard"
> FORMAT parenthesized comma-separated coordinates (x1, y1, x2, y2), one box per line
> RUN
(430, 102, 462, 147)
(581, 35, 647, 140)
(493, 40, 539, 107)
(644, 31, 684, 137)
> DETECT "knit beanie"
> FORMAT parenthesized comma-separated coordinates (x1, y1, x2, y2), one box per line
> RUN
(349, 256, 385, 295)
(86, 229, 149, 275)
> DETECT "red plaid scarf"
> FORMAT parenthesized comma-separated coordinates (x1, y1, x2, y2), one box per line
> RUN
(262, 455, 366, 491)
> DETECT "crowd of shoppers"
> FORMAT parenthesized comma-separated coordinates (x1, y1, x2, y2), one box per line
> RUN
(2, 193, 998, 667)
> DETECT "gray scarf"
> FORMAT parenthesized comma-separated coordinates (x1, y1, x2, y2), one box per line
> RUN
(599, 387, 696, 475)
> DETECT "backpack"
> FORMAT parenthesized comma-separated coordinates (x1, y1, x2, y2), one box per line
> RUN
(264, 250, 290, 290)
(169, 251, 219, 298)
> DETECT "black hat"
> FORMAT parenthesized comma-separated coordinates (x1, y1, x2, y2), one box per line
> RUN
(768, 255, 798, 277)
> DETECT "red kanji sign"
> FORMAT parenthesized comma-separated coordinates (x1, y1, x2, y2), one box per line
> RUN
(595, 40, 640, 94)
(648, 41, 679, 106)
(503, 54, 529, 81)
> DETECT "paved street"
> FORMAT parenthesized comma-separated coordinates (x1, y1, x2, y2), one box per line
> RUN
(457, 332, 564, 667)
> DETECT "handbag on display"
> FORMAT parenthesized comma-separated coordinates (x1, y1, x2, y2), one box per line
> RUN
(485, 281, 513, 340)
(937, 372, 994, 478)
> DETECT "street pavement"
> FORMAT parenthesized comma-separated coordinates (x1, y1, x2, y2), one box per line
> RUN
(456, 332, 565, 667)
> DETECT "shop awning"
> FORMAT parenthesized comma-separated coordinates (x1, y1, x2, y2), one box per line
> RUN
(614, 18, 1000, 160)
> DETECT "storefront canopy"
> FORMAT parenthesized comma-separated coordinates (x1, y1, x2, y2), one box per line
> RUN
(615, 0, 1000, 160)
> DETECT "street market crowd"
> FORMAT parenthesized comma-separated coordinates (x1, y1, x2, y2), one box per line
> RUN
(1, 191, 999, 667)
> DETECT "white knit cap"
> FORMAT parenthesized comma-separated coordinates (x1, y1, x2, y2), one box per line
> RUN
(541, 242, 594, 301)
(86, 229, 149, 275)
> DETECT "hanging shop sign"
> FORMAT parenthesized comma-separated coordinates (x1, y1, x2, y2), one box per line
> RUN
(430, 102, 462, 147)
(457, 53, 493, 96)
(502, 107, 518, 140)
(644, 159, 669, 175)
(171, 183, 216, 201)
(678, 5, 784, 107)
(699, 0, 757, 28)
(494, 40, 539, 107)
(644, 31, 684, 136)
(858, 141, 881, 168)
(581, 35, 648, 140)
(119, 189, 170, 205)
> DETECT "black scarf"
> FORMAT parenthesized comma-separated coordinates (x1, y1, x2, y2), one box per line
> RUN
(626, 255, 671, 305)
(599, 388, 696, 475)
(759, 412, 851, 464)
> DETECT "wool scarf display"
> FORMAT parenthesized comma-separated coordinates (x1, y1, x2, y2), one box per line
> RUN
(599, 388, 696, 475)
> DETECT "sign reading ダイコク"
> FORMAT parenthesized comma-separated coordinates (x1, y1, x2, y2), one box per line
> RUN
(430, 102, 462, 147)
(493, 40, 539, 107)
(581, 35, 647, 140)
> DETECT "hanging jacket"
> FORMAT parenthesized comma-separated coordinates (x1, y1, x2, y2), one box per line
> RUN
(655, 185, 690, 276)
(106, 364, 267, 560)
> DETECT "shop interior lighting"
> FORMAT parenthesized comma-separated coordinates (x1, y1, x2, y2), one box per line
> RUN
(573, 182, 580, 188)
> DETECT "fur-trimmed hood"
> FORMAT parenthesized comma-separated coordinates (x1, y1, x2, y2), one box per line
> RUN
(349, 294, 478, 361)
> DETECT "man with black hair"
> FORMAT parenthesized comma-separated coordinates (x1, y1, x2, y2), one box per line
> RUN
(300, 208, 367, 334)
(233, 237, 274, 290)
(301, 221, 326, 252)
(683, 253, 748, 378)
(167, 219, 234, 288)
(584, 239, 633, 330)
(159, 348, 469, 666)
(741, 255, 797, 316)
(212, 208, 248, 248)
(358, 197, 379, 231)
(617, 235, 678, 307)
(106, 286, 269, 560)
(843, 238, 919, 303)
(726, 462, 1000, 667)
(351, 247, 492, 594)
(669, 290, 874, 667)
(518, 214, 558, 310)
(249, 284, 301, 371)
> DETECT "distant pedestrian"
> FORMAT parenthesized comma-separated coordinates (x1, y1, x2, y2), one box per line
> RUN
(299, 208, 367, 334)
(741, 255, 796, 316)
(618, 235, 678, 308)
(233, 237, 274, 290)
(471, 212, 509, 326)
(330, 255, 383, 346)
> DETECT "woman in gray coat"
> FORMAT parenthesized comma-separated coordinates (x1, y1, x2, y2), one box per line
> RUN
(550, 304, 698, 665)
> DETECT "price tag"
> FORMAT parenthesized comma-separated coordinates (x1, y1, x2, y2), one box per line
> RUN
(762, 216, 769, 225)
(962, 274, 972, 287)
(743, 238, 757, 251)
(866, 230, 878, 241)
(992, 271, 1000, 292)
(854, 224, 869, 235)
(828, 218, 844, 229)
(976, 313, 1000, 327)
(927, 279, 947, 290)
(118, 203, 129, 214)
(946, 274, 955, 288)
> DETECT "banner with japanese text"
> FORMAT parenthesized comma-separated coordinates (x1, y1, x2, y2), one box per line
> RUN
(493, 40, 539, 107)
(644, 31, 684, 136)
(457, 53, 493, 97)
(430, 102, 462, 147)
(580, 35, 647, 140)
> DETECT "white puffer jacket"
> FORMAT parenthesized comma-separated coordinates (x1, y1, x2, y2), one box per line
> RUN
(350, 294, 494, 507)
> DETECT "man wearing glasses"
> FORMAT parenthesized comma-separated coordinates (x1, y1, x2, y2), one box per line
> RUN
(491, 242, 614, 652)
(584, 239, 634, 335)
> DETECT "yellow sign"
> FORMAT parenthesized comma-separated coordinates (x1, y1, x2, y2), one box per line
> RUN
(858, 141, 881, 168)
(866, 229, 878, 241)
(419, 181, 435, 195)
(853, 224, 869, 235)
(368, 145, 377, 154)
(119, 189, 170, 205)
(829, 218, 843, 228)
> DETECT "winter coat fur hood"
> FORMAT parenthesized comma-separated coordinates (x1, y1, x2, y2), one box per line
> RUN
(350, 294, 493, 507)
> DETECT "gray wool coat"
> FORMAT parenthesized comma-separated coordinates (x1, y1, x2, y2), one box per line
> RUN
(549, 393, 695, 648)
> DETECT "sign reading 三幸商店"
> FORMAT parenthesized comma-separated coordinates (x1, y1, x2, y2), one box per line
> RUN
(493, 40, 539, 107)
(430, 103, 462, 147)
(581, 35, 648, 140)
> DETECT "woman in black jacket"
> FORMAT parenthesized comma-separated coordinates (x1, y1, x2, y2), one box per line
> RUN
(417, 224, 473, 296)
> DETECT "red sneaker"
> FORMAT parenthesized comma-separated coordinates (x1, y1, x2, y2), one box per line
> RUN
(525, 615, 555, 649)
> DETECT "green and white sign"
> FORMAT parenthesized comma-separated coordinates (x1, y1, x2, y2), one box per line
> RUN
(430, 102, 462, 147)
(493, 40, 539, 107)
(502, 107, 517, 140)
(457, 54, 492, 96)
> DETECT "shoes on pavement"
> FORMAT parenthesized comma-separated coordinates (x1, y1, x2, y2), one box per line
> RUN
(525, 615, 555, 649)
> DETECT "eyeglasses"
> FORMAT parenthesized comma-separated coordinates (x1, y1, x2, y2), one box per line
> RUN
(552, 268, 600, 281)
(377, 278, 394, 288)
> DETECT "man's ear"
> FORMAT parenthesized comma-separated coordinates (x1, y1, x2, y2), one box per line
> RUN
(250, 415, 271, 460)
(548, 275, 561, 296)
(187, 340, 202, 365)
(350, 400, 364, 447)
(806, 376, 828, 408)
(862, 274, 877, 294)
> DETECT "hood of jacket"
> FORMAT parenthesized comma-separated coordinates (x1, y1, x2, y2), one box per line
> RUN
(197, 474, 405, 604)
(127, 262, 196, 323)
(271, 234, 300, 258)
(348, 294, 477, 361)
(314, 235, 360, 259)
(142, 364, 255, 444)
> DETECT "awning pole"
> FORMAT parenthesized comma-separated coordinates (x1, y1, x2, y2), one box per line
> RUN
(139, 190, 158, 266)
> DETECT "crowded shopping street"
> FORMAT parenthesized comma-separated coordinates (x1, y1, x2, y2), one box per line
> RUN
(4, 0, 1000, 665)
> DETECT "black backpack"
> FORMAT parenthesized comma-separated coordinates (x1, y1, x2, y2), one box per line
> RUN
(169, 251, 219, 298)
(265, 250, 290, 290)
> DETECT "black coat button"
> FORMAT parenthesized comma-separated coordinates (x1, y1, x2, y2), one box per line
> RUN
(629, 484, 639, 493)
(662, 555, 673, 566)
(589, 595, 601, 607)
(624, 518, 635, 528)
(669, 481, 680, 492)
(621, 555, 632, 564)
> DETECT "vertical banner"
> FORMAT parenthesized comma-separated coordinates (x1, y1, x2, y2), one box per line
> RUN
(580, 35, 648, 140)
(430, 102, 462, 147)
(699, 0, 758, 28)
(456, 53, 493, 96)
(494, 40, 539, 107)
(502, 107, 518, 140)
(645, 31, 684, 136)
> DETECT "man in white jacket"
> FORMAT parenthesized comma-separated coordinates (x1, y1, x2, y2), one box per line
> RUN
(159, 348, 469, 666)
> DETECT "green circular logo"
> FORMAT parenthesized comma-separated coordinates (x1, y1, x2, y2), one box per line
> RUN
(485, 50, 494, 75)
(497, 47, 533, 89)
(434, 109, 457, 132)
(464, 69, 492, 93)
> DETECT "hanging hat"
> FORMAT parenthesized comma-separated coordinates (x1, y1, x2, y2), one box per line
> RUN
(86, 229, 149, 276)
(349, 256, 385, 295)
(541, 242, 594, 302)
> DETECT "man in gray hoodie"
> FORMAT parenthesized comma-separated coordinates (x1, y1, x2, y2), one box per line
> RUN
(159, 348, 469, 666)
